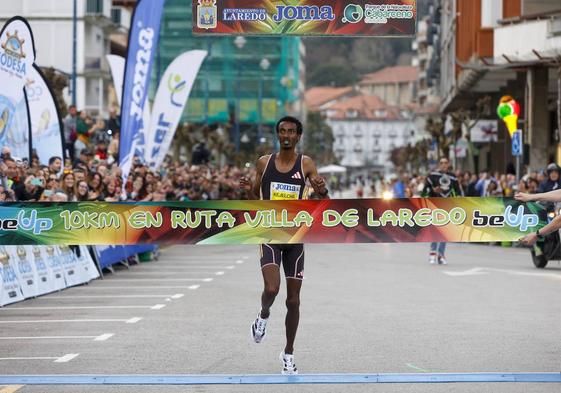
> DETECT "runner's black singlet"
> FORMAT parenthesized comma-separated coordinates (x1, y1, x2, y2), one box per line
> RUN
(259, 153, 306, 279)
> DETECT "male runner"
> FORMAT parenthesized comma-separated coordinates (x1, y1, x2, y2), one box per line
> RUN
(239, 115, 328, 375)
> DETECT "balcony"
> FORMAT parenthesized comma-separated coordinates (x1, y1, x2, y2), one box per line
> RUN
(494, 12, 561, 65)
(85, 0, 113, 28)
(111, 7, 132, 31)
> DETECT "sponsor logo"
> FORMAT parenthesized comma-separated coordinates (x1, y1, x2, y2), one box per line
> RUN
(342, 4, 364, 23)
(223, 8, 266, 22)
(272, 5, 335, 22)
(271, 182, 300, 200)
(129, 23, 154, 121)
(0, 210, 53, 235)
(25, 78, 43, 99)
(364, 4, 415, 24)
(291, 172, 302, 180)
(0, 30, 27, 76)
(167, 73, 187, 108)
(342, 4, 415, 24)
(197, 0, 217, 29)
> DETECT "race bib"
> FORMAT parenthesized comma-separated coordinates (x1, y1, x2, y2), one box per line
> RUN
(270, 182, 300, 200)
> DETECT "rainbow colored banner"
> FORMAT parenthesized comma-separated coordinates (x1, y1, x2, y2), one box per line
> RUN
(192, 0, 416, 36)
(0, 198, 545, 245)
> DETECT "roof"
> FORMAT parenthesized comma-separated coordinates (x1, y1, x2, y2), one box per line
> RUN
(359, 65, 419, 85)
(304, 86, 354, 111)
(325, 94, 402, 120)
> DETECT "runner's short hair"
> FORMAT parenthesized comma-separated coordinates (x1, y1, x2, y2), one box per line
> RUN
(276, 116, 303, 135)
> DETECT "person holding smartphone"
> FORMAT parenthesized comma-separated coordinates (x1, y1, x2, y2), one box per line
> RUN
(14, 175, 44, 201)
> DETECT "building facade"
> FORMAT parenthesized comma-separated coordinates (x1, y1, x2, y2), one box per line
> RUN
(0, 0, 131, 116)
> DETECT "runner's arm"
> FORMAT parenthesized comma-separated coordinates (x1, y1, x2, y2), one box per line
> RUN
(240, 156, 267, 200)
(515, 189, 561, 203)
(302, 156, 329, 199)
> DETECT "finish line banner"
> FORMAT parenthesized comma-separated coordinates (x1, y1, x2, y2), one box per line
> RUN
(192, 0, 416, 37)
(0, 198, 545, 245)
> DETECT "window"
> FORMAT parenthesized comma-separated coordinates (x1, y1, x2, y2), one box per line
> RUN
(346, 109, 358, 118)
(374, 109, 387, 117)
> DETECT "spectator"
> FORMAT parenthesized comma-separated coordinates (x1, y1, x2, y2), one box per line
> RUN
(61, 171, 76, 200)
(74, 180, 89, 202)
(63, 105, 78, 161)
(48, 156, 63, 175)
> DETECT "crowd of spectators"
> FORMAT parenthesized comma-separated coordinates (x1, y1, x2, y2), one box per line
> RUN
(0, 146, 253, 204)
(349, 165, 560, 199)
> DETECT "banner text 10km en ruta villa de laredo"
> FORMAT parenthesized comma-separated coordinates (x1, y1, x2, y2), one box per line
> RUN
(0, 198, 545, 246)
(192, 0, 416, 37)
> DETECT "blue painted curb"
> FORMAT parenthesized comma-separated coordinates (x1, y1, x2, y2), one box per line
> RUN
(0, 373, 560, 385)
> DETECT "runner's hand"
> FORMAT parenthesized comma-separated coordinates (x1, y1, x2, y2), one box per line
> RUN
(310, 175, 326, 194)
(519, 232, 538, 246)
(514, 192, 532, 202)
(239, 176, 252, 191)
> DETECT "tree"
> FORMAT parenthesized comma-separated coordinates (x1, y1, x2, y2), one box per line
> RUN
(304, 111, 336, 166)
(40, 67, 68, 116)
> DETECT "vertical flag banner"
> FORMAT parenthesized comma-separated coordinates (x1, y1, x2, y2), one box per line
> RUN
(27, 245, 55, 296)
(0, 245, 25, 306)
(119, 0, 166, 183)
(107, 54, 152, 163)
(146, 50, 207, 169)
(7, 245, 37, 299)
(0, 16, 36, 161)
(26, 65, 65, 164)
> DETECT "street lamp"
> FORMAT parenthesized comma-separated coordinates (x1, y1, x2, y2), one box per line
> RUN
(258, 57, 270, 144)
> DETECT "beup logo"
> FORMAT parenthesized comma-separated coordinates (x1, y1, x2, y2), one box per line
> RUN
(0, 210, 53, 234)
(0, 30, 27, 76)
(472, 205, 539, 232)
(272, 5, 335, 22)
(167, 73, 187, 107)
(129, 24, 154, 121)
(342, 4, 364, 23)
(197, 0, 217, 29)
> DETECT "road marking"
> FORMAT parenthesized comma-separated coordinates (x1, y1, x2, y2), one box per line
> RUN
(0, 334, 114, 342)
(443, 268, 488, 277)
(40, 295, 183, 299)
(77, 286, 206, 289)
(94, 334, 114, 341)
(405, 363, 429, 372)
(215, 271, 225, 276)
(202, 278, 213, 282)
(120, 266, 236, 270)
(0, 372, 559, 384)
(54, 354, 79, 363)
(0, 385, 24, 393)
(225, 266, 235, 269)
(125, 317, 142, 324)
(102, 278, 212, 282)
(188, 285, 200, 290)
(171, 294, 184, 299)
(150, 304, 166, 310)
(0, 318, 141, 324)
(1, 306, 163, 310)
(236, 260, 245, 264)
(0, 354, 78, 363)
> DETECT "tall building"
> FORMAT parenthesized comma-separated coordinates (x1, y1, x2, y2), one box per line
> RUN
(438, 0, 561, 172)
(0, 0, 132, 116)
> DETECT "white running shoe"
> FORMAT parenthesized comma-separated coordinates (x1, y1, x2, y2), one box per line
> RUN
(279, 351, 298, 375)
(438, 254, 448, 265)
(250, 313, 268, 343)
(428, 252, 437, 264)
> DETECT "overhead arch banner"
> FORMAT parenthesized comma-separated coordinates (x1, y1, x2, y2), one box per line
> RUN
(0, 198, 545, 246)
(192, 0, 416, 36)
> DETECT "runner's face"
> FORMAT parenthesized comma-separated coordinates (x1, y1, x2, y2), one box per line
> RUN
(277, 121, 300, 150)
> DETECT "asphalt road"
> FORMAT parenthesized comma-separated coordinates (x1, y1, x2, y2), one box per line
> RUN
(0, 242, 560, 393)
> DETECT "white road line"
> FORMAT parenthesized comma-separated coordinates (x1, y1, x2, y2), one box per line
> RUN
(0, 354, 78, 363)
(101, 278, 212, 282)
(225, 266, 235, 269)
(0, 334, 113, 341)
(76, 286, 206, 289)
(236, 260, 244, 264)
(1, 306, 161, 310)
(202, 278, 213, 282)
(126, 317, 142, 324)
(0, 318, 141, 324)
(94, 333, 114, 341)
(150, 304, 166, 310)
(170, 294, 184, 299)
(54, 354, 79, 363)
(215, 271, 225, 276)
(188, 285, 200, 290)
(39, 295, 182, 299)
(443, 268, 488, 277)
